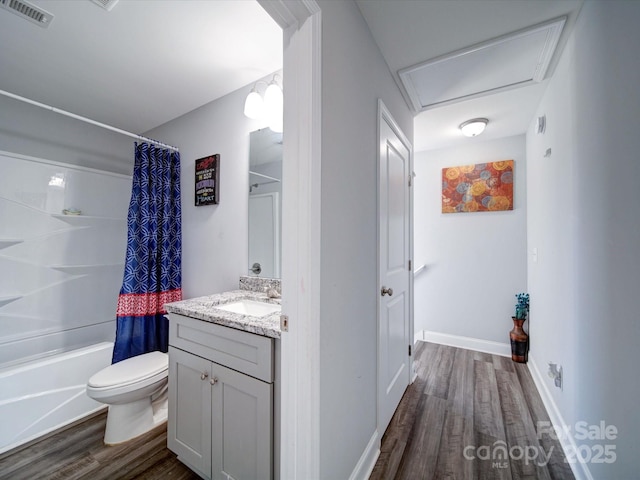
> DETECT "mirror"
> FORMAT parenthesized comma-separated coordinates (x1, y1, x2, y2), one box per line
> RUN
(248, 128, 282, 278)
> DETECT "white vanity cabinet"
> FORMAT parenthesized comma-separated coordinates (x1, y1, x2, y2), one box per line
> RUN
(168, 313, 274, 480)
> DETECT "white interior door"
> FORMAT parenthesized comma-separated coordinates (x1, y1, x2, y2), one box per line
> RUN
(378, 100, 412, 434)
(248, 192, 280, 278)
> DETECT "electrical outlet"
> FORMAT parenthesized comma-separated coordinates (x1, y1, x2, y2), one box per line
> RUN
(548, 362, 563, 390)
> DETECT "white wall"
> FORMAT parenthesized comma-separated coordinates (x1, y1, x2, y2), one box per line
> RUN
(413, 136, 527, 347)
(0, 95, 132, 175)
(145, 76, 275, 299)
(317, 1, 413, 478)
(526, 1, 640, 478)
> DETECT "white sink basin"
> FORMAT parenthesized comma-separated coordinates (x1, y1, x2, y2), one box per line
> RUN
(217, 300, 281, 317)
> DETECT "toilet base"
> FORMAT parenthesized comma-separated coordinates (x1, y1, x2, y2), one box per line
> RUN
(104, 395, 168, 445)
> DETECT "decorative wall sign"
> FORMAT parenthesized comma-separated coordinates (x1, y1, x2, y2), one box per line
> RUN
(195, 154, 220, 206)
(442, 160, 514, 213)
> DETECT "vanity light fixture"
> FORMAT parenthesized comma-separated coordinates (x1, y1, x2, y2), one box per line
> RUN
(244, 74, 283, 133)
(459, 118, 488, 137)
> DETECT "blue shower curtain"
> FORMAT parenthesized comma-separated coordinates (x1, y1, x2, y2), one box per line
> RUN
(112, 143, 182, 363)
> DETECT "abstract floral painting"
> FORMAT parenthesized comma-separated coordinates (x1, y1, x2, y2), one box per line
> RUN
(442, 160, 514, 213)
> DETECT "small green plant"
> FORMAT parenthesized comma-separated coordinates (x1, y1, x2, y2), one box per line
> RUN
(514, 293, 530, 319)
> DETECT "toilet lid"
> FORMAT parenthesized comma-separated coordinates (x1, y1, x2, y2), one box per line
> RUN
(88, 351, 168, 388)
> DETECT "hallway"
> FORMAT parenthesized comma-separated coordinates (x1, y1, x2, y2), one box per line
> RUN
(370, 342, 574, 479)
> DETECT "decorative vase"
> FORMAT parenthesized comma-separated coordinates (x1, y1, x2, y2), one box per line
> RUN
(510, 317, 528, 363)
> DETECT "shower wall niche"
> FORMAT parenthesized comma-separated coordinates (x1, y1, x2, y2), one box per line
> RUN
(0, 151, 131, 367)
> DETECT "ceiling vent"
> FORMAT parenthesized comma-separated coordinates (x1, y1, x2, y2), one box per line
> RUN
(90, 0, 119, 12)
(0, 0, 54, 27)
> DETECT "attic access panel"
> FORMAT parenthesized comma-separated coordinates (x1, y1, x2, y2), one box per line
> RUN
(399, 17, 566, 112)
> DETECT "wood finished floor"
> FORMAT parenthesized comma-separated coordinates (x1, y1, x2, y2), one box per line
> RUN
(370, 341, 575, 480)
(0, 411, 200, 480)
(0, 342, 573, 480)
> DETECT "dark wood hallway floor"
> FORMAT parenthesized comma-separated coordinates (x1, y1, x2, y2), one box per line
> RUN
(1, 341, 574, 480)
(370, 341, 575, 480)
(0, 411, 199, 480)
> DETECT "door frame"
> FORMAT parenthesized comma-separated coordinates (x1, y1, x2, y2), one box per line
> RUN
(257, 1, 322, 479)
(377, 99, 414, 435)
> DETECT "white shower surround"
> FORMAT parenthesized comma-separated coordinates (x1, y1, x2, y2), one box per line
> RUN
(0, 151, 130, 366)
(0, 341, 113, 454)
(0, 151, 131, 452)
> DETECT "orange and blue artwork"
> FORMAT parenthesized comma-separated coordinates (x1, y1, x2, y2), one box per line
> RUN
(442, 160, 514, 213)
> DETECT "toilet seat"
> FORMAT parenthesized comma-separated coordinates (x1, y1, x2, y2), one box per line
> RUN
(88, 351, 168, 390)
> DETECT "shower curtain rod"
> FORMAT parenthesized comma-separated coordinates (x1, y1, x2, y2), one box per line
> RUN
(0, 89, 179, 152)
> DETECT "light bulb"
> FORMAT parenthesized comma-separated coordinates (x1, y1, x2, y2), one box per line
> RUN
(244, 89, 264, 119)
(264, 82, 283, 133)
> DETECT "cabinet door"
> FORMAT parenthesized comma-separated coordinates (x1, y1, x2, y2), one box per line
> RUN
(211, 363, 273, 480)
(168, 347, 212, 479)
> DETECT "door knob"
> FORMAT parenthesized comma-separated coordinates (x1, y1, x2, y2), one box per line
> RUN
(381, 286, 394, 296)
(210, 377, 218, 386)
(250, 262, 262, 275)
(201, 372, 209, 380)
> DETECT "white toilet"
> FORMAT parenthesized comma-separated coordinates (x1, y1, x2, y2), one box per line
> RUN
(86, 351, 169, 445)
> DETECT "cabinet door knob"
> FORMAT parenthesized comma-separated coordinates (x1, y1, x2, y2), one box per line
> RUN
(210, 377, 218, 386)
(201, 372, 209, 380)
(381, 286, 393, 296)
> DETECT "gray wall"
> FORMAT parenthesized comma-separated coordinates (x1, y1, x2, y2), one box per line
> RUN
(413, 135, 528, 344)
(0, 95, 132, 175)
(146, 76, 275, 299)
(317, 1, 413, 478)
(0, 72, 276, 301)
(526, 1, 640, 477)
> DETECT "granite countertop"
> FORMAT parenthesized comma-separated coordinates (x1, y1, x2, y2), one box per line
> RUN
(164, 290, 282, 339)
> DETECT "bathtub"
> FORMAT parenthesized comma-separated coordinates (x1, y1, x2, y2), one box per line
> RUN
(0, 342, 113, 454)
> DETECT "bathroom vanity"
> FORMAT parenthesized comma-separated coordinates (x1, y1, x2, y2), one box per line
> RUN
(164, 280, 281, 480)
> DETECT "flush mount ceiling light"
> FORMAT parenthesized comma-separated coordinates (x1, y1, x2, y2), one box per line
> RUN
(459, 118, 488, 137)
(244, 74, 283, 132)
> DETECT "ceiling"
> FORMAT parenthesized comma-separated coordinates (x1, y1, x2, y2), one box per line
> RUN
(0, 0, 282, 134)
(0, 0, 585, 153)
(356, 0, 584, 152)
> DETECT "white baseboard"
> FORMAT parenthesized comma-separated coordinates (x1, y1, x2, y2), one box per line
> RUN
(527, 355, 593, 480)
(348, 429, 380, 480)
(418, 330, 511, 357)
